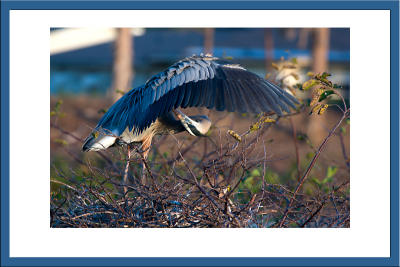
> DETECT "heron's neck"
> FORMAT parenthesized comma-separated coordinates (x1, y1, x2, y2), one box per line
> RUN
(157, 112, 185, 134)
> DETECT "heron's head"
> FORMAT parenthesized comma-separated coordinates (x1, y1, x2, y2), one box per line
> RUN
(174, 110, 211, 136)
(187, 115, 212, 136)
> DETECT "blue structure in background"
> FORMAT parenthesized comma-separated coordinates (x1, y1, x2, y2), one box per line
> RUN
(51, 28, 350, 95)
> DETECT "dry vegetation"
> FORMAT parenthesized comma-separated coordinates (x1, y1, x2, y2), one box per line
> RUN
(50, 59, 350, 228)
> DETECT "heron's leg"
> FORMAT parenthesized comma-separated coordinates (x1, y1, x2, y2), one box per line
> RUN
(141, 161, 147, 186)
(123, 143, 133, 194)
(138, 135, 153, 186)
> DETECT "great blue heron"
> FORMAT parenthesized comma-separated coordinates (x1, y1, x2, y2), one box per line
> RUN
(83, 54, 298, 162)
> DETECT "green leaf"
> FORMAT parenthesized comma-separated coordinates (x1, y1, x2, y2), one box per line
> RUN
(53, 100, 63, 114)
(249, 122, 261, 132)
(228, 130, 242, 142)
(310, 103, 322, 115)
(55, 99, 63, 110)
(322, 176, 333, 184)
(297, 134, 307, 141)
(321, 78, 332, 86)
(311, 177, 321, 186)
(291, 57, 298, 64)
(306, 152, 314, 160)
(265, 170, 279, 184)
(251, 169, 261, 177)
(306, 71, 315, 77)
(244, 176, 255, 189)
(318, 90, 335, 101)
(321, 72, 331, 79)
(302, 79, 318, 91)
(318, 104, 329, 115)
(115, 89, 126, 95)
(326, 166, 337, 179)
(305, 188, 313, 195)
(54, 139, 68, 146)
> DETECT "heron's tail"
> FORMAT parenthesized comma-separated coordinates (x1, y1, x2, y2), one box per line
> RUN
(82, 129, 117, 152)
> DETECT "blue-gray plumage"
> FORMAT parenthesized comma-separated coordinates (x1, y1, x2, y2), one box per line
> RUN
(82, 54, 299, 157)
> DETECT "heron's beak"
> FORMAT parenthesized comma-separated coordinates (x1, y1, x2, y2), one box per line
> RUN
(173, 109, 197, 136)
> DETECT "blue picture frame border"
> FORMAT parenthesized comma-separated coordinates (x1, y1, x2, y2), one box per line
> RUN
(1, 1, 398, 266)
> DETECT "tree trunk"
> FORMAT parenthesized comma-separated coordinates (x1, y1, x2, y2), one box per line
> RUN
(111, 28, 133, 102)
(312, 28, 330, 73)
(264, 28, 274, 74)
(297, 28, 311, 50)
(204, 28, 214, 55)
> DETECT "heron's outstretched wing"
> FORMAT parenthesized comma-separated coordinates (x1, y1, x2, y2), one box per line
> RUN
(97, 55, 299, 135)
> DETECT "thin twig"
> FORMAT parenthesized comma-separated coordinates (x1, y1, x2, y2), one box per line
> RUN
(279, 108, 350, 227)
(289, 117, 301, 181)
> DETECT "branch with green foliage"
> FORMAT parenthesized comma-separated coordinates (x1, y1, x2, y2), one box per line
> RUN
(50, 57, 350, 228)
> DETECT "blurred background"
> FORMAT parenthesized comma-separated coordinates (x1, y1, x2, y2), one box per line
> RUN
(50, 27, 349, 187)
(51, 28, 349, 96)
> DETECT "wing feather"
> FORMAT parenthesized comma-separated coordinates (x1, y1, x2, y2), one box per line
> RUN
(230, 80, 253, 113)
(243, 79, 268, 114)
(94, 55, 299, 136)
(267, 80, 298, 109)
(225, 79, 240, 112)
(239, 80, 263, 114)
(174, 84, 185, 108)
(181, 83, 192, 108)
(190, 81, 201, 107)
(215, 79, 225, 111)
(222, 79, 234, 112)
